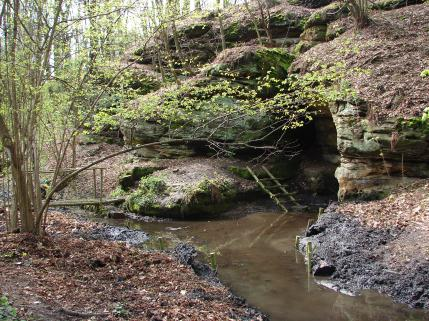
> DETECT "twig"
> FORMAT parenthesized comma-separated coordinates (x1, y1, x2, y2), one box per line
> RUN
(58, 308, 108, 318)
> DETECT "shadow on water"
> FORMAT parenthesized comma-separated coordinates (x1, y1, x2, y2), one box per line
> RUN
(104, 211, 428, 321)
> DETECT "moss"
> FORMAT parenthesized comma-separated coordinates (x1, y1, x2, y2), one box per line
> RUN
(305, 3, 348, 28)
(224, 21, 241, 42)
(293, 40, 319, 55)
(138, 175, 167, 194)
(111, 186, 127, 197)
(255, 48, 295, 80)
(300, 25, 327, 42)
(208, 47, 294, 81)
(396, 108, 429, 135)
(326, 23, 346, 41)
(182, 178, 237, 215)
(126, 176, 168, 214)
(181, 23, 211, 38)
(119, 166, 164, 191)
(228, 166, 253, 180)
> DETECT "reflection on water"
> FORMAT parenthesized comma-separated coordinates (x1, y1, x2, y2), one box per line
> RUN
(105, 211, 428, 321)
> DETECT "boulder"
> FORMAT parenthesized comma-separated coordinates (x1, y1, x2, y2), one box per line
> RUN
(288, 0, 333, 8)
(299, 25, 327, 42)
(206, 46, 294, 81)
(304, 3, 349, 29)
(123, 160, 258, 218)
(293, 3, 348, 54)
(314, 260, 336, 276)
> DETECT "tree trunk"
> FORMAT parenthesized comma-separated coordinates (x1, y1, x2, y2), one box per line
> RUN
(217, 0, 226, 51)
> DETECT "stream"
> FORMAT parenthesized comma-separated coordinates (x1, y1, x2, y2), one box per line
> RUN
(102, 210, 428, 321)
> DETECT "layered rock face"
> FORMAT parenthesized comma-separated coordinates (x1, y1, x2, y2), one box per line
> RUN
(329, 102, 429, 200)
(120, 46, 294, 158)
(291, 4, 429, 200)
(97, 2, 429, 203)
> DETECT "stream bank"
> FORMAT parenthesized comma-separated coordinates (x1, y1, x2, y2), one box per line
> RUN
(97, 206, 428, 321)
(300, 182, 429, 311)
(0, 210, 266, 321)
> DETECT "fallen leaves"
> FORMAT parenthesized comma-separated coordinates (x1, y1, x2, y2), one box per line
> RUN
(0, 212, 262, 321)
(338, 180, 429, 231)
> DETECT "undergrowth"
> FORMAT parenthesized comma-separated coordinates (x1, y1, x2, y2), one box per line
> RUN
(0, 296, 23, 321)
(126, 176, 167, 212)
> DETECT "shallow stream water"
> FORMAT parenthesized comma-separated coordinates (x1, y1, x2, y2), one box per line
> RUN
(104, 210, 428, 321)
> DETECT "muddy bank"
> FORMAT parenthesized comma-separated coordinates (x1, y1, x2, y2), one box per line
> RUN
(300, 209, 429, 310)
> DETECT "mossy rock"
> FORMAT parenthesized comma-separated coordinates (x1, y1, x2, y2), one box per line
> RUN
(120, 79, 275, 157)
(287, 0, 333, 8)
(126, 175, 169, 214)
(326, 23, 346, 41)
(181, 23, 212, 38)
(119, 166, 165, 191)
(300, 25, 327, 42)
(370, 0, 424, 10)
(207, 46, 294, 81)
(96, 65, 160, 96)
(224, 21, 258, 42)
(305, 3, 348, 28)
(293, 40, 321, 55)
(181, 178, 237, 215)
(268, 13, 308, 37)
(126, 176, 238, 218)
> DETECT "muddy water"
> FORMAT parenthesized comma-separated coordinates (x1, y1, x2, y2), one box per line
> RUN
(105, 211, 428, 321)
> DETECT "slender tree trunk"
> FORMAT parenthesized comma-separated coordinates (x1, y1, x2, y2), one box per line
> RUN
(217, 0, 226, 51)
(182, 0, 190, 14)
(244, 0, 263, 45)
(194, 0, 202, 11)
(256, 0, 273, 45)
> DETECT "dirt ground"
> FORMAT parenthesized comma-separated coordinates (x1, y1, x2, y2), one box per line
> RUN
(0, 211, 265, 321)
(44, 142, 257, 202)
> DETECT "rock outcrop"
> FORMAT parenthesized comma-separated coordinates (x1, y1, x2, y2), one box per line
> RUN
(330, 102, 429, 200)
(120, 46, 294, 158)
(117, 159, 259, 218)
(94, 2, 429, 202)
(291, 4, 429, 200)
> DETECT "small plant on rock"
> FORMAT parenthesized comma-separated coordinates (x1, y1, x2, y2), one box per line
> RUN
(126, 176, 167, 213)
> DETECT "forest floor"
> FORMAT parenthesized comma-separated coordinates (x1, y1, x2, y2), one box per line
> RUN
(44, 142, 258, 202)
(0, 211, 266, 321)
(302, 180, 429, 310)
(292, 3, 429, 120)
